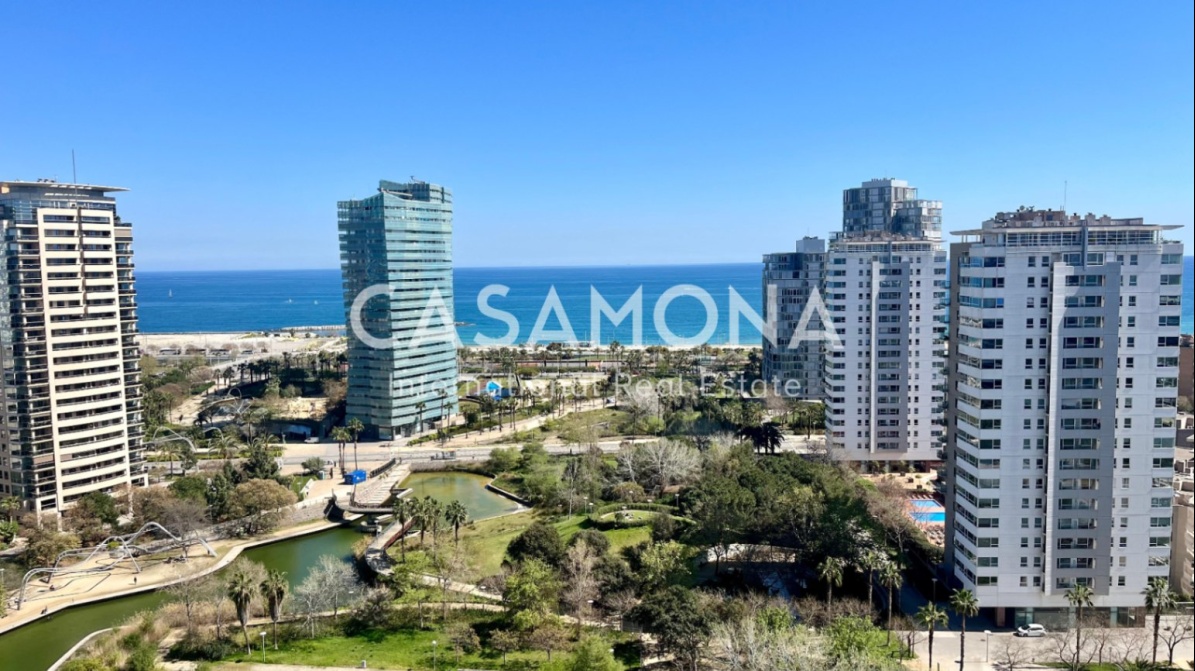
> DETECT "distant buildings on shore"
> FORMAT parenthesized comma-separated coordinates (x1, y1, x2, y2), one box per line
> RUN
(338, 180, 459, 439)
(0, 180, 146, 513)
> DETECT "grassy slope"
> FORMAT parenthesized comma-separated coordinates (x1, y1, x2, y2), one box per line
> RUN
(396, 512, 652, 577)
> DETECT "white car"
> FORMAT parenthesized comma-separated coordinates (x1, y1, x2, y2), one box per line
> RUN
(1015, 623, 1047, 637)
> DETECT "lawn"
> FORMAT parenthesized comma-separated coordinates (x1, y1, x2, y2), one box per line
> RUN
(393, 511, 653, 577)
(217, 612, 638, 670)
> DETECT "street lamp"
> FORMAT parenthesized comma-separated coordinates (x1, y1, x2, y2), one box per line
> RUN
(260, 630, 267, 658)
(931, 577, 938, 602)
(432, 639, 438, 669)
(984, 630, 991, 662)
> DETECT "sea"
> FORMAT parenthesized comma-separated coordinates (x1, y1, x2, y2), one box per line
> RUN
(137, 257, 1195, 344)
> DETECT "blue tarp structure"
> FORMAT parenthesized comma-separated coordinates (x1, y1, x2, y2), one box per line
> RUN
(486, 380, 511, 399)
(343, 469, 367, 485)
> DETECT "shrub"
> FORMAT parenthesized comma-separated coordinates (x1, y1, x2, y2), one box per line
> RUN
(167, 633, 237, 662)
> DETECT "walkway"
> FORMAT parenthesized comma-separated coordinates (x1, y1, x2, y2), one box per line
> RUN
(350, 462, 409, 509)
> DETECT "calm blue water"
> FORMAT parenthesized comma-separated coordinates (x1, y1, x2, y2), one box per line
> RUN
(137, 264, 767, 345)
(136, 257, 1194, 343)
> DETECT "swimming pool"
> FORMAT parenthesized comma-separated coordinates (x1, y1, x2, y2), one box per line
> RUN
(908, 499, 946, 524)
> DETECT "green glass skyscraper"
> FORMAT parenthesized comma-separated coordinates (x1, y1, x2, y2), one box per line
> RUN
(338, 180, 458, 439)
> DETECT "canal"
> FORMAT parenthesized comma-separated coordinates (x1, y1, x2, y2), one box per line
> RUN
(0, 470, 520, 670)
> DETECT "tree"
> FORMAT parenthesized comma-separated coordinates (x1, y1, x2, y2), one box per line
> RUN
(617, 440, 700, 496)
(563, 635, 620, 671)
(446, 621, 480, 665)
(950, 588, 979, 671)
(562, 538, 600, 632)
(630, 586, 711, 671)
(444, 500, 469, 545)
(393, 496, 412, 562)
(1156, 605, 1194, 666)
(639, 540, 688, 591)
(506, 520, 566, 567)
(819, 556, 845, 606)
(226, 558, 265, 653)
(301, 456, 324, 476)
(1143, 576, 1176, 665)
(490, 628, 522, 665)
(529, 621, 570, 662)
(169, 475, 208, 503)
(229, 479, 297, 534)
(488, 447, 520, 473)
(160, 496, 208, 558)
(503, 558, 561, 630)
(736, 421, 783, 454)
(330, 426, 351, 475)
(0, 495, 23, 522)
(879, 560, 903, 643)
(859, 549, 884, 608)
(915, 603, 948, 671)
(165, 567, 210, 636)
(993, 636, 1034, 671)
(260, 569, 288, 649)
(346, 417, 364, 471)
(241, 436, 281, 481)
(311, 554, 362, 620)
(352, 586, 395, 630)
(293, 572, 327, 638)
(1065, 583, 1094, 668)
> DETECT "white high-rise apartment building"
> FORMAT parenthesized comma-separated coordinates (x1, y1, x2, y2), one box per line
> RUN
(762, 179, 947, 469)
(944, 208, 1184, 627)
(0, 180, 145, 514)
(822, 234, 948, 466)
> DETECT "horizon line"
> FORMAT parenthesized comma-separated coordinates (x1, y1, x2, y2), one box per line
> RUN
(136, 260, 782, 273)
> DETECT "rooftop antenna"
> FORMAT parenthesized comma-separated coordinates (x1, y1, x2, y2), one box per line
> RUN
(72, 149, 78, 185)
(1062, 180, 1067, 214)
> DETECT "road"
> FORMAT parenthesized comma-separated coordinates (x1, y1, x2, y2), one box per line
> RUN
(905, 619, 1195, 671)
(278, 438, 636, 468)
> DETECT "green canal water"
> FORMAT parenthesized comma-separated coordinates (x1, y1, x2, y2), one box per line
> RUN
(401, 471, 522, 520)
(0, 471, 514, 670)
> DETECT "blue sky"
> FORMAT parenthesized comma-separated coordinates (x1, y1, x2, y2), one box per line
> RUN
(3, 1, 1191, 271)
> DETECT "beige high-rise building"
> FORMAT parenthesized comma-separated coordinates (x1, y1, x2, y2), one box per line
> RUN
(0, 180, 145, 515)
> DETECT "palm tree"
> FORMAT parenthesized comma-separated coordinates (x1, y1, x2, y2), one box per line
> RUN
(0, 495, 21, 522)
(950, 588, 979, 671)
(879, 560, 903, 644)
(916, 603, 949, 671)
(819, 556, 844, 605)
(427, 497, 444, 549)
(227, 568, 258, 654)
(437, 388, 450, 440)
(260, 569, 288, 650)
(393, 496, 412, 562)
(415, 401, 426, 433)
(1065, 583, 1094, 667)
(346, 417, 364, 471)
(444, 500, 469, 545)
(860, 549, 884, 608)
(413, 497, 437, 548)
(1143, 577, 1176, 665)
(330, 426, 351, 475)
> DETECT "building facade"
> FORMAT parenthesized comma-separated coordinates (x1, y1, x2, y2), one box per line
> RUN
(822, 234, 948, 465)
(843, 178, 944, 238)
(762, 179, 947, 468)
(762, 237, 826, 400)
(944, 208, 1184, 626)
(1171, 487, 1194, 597)
(0, 180, 145, 514)
(338, 180, 458, 440)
